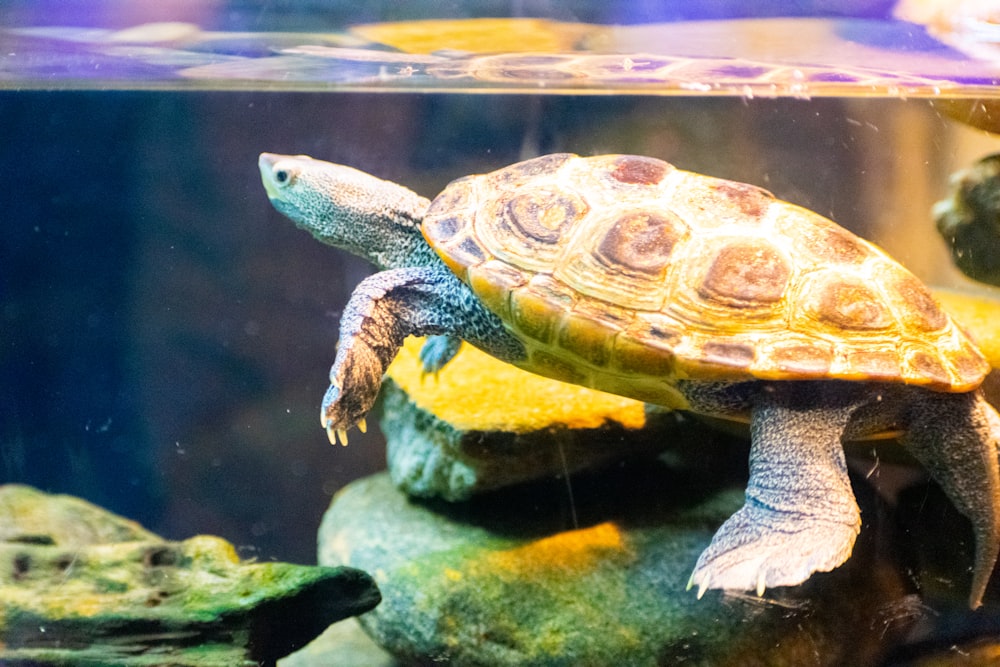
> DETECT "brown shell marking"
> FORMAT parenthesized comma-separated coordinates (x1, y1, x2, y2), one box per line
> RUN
(893, 274, 948, 332)
(422, 153, 990, 396)
(610, 155, 672, 185)
(805, 277, 893, 332)
(595, 213, 680, 276)
(697, 241, 791, 308)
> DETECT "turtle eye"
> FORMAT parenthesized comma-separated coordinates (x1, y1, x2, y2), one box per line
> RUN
(272, 162, 299, 187)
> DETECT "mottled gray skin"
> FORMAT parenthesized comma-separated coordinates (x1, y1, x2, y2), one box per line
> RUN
(259, 154, 523, 440)
(259, 153, 1000, 608)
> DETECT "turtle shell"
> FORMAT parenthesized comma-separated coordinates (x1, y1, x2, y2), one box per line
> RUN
(421, 153, 989, 401)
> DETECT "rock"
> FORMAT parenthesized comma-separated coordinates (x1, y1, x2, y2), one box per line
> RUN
(934, 156, 1000, 287)
(0, 485, 381, 667)
(319, 468, 913, 666)
(382, 338, 691, 500)
(930, 288, 1000, 370)
(0, 483, 160, 546)
(279, 619, 397, 667)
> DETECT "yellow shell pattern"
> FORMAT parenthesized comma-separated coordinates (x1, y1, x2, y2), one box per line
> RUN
(421, 154, 989, 405)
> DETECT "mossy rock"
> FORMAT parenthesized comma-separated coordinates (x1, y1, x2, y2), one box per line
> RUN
(0, 485, 380, 667)
(319, 468, 911, 666)
(382, 337, 682, 501)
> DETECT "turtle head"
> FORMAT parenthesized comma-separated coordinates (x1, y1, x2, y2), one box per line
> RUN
(259, 153, 431, 270)
(258, 152, 383, 245)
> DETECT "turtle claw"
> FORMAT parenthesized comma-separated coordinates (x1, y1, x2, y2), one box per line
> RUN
(686, 571, 711, 599)
(688, 509, 858, 602)
(323, 416, 357, 446)
(688, 566, 767, 599)
(321, 380, 374, 446)
(321, 383, 342, 428)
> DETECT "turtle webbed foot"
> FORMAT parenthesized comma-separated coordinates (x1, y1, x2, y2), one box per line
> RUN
(419, 335, 462, 377)
(688, 500, 859, 598)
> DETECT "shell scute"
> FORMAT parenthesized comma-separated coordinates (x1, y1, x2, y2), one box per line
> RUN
(455, 236, 489, 263)
(481, 187, 588, 273)
(510, 275, 576, 344)
(594, 211, 682, 277)
(768, 342, 834, 376)
(423, 176, 479, 277)
(816, 281, 893, 331)
(890, 274, 948, 332)
(489, 153, 575, 189)
(842, 348, 901, 381)
(907, 350, 953, 388)
(528, 349, 588, 386)
(952, 345, 992, 385)
(788, 216, 874, 265)
(426, 153, 989, 392)
(613, 333, 679, 378)
(557, 307, 622, 368)
(667, 172, 773, 229)
(467, 260, 525, 321)
(701, 341, 756, 370)
(609, 155, 673, 186)
(426, 214, 461, 240)
(502, 189, 576, 243)
(711, 181, 773, 218)
(697, 240, 791, 308)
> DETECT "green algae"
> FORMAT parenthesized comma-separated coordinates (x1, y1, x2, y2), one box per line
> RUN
(0, 485, 381, 666)
(320, 470, 912, 666)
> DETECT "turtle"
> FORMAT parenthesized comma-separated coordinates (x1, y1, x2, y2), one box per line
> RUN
(259, 151, 1000, 608)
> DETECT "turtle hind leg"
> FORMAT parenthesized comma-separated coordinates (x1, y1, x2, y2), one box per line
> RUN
(688, 382, 863, 597)
(902, 389, 1000, 609)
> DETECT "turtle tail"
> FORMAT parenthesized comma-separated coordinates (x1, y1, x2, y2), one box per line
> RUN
(904, 389, 1000, 609)
(971, 393, 1000, 608)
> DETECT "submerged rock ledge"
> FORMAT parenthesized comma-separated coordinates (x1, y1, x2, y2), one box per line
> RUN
(0, 484, 380, 667)
(317, 469, 909, 666)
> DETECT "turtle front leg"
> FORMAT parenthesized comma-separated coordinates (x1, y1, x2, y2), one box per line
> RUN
(324, 265, 524, 445)
(688, 382, 863, 597)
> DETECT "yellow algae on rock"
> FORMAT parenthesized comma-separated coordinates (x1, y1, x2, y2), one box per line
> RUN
(483, 522, 628, 578)
(0, 483, 158, 546)
(0, 484, 380, 667)
(319, 471, 911, 666)
(932, 287, 1000, 368)
(387, 336, 648, 433)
